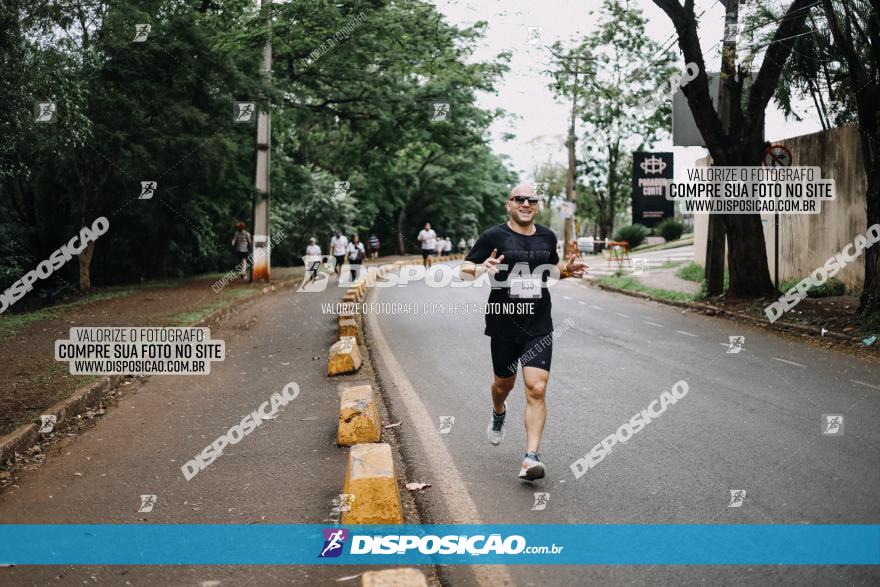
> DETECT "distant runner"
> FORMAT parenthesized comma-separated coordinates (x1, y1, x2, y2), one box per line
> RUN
(459, 183, 588, 481)
(330, 230, 348, 276)
(418, 223, 437, 267)
(305, 237, 322, 284)
(231, 222, 252, 279)
(368, 233, 380, 260)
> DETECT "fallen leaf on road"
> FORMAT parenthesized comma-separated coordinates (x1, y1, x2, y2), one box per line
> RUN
(383, 422, 401, 429)
(335, 574, 361, 582)
(312, 356, 320, 360)
(73, 472, 83, 477)
(406, 482, 431, 491)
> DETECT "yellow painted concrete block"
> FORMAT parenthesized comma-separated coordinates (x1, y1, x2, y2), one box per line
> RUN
(328, 336, 362, 376)
(361, 568, 428, 587)
(339, 317, 358, 338)
(342, 443, 403, 524)
(337, 385, 381, 446)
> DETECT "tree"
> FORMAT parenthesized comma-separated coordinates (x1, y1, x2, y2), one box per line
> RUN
(747, 0, 879, 323)
(550, 0, 675, 240)
(818, 0, 879, 323)
(651, 0, 817, 297)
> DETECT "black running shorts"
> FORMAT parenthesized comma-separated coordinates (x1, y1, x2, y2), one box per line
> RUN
(490, 335, 553, 378)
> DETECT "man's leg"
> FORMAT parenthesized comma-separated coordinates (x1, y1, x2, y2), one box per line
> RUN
(491, 374, 515, 414)
(521, 366, 549, 454)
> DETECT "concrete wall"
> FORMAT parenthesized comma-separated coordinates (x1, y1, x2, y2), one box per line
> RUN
(694, 125, 869, 290)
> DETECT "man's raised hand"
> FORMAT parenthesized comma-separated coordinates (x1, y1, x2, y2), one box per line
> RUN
(565, 253, 589, 278)
(482, 248, 505, 275)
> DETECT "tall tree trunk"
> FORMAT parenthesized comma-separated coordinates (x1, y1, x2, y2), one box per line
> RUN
(396, 206, 406, 254)
(79, 241, 95, 291)
(819, 0, 880, 321)
(860, 172, 880, 321)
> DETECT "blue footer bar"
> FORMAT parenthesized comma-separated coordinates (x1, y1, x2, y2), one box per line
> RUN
(1, 524, 878, 565)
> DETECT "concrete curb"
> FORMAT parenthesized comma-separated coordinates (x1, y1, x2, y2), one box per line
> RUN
(337, 384, 381, 446)
(591, 281, 873, 346)
(0, 274, 302, 466)
(361, 568, 428, 586)
(328, 336, 363, 376)
(342, 442, 404, 524)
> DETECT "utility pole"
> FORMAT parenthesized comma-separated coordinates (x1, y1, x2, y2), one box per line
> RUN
(564, 55, 580, 248)
(251, 0, 272, 282)
(549, 48, 591, 247)
(705, 0, 739, 296)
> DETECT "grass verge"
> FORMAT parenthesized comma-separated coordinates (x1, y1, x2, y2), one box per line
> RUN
(598, 275, 697, 302)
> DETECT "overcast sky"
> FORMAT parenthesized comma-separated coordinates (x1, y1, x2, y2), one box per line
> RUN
(434, 0, 823, 180)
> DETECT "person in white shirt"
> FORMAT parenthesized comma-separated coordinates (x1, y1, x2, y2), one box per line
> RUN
(443, 237, 452, 255)
(458, 237, 466, 253)
(346, 235, 366, 281)
(305, 238, 322, 284)
(417, 223, 437, 267)
(330, 230, 348, 276)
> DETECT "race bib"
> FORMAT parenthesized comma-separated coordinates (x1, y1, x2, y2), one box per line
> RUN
(509, 278, 541, 299)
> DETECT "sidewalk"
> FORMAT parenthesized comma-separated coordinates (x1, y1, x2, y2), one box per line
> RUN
(0, 267, 430, 584)
(0, 267, 303, 438)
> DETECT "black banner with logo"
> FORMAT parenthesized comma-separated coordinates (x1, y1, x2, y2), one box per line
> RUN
(631, 152, 674, 228)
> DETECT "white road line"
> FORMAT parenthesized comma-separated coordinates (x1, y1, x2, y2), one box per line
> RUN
(643, 321, 664, 328)
(851, 380, 880, 390)
(365, 291, 514, 587)
(577, 301, 586, 305)
(676, 330, 698, 337)
(772, 357, 807, 368)
(591, 305, 603, 310)
(563, 296, 572, 300)
(614, 312, 630, 318)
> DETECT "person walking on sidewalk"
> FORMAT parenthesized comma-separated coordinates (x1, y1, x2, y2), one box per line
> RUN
(443, 236, 452, 257)
(418, 223, 437, 267)
(305, 237, 322, 284)
(458, 237, 466, 254)
(330, 230, 348, 276)
(347, 235, 366, 281)
(459, 183, 588, 481)
(368, 233, 380, 260)
(231, 222, 252, 279)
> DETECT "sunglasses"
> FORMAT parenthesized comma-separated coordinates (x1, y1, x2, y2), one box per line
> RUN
(509, 195, 540, 205)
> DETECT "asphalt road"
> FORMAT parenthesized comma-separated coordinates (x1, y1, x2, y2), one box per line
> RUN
(366, 260, 880, 586)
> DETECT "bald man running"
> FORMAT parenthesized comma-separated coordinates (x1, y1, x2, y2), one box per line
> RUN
(459, 184, 588, 480)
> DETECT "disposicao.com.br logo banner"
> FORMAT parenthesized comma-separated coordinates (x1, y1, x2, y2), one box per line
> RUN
(1, 525, 879, 565)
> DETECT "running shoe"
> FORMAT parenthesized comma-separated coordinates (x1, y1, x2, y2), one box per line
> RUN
(518, 451, 545, 480)
(486, 402, 507, 445)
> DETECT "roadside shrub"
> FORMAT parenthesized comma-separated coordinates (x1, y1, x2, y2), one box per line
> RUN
(656, 218, 684, 242)
(779, 277, 846, 298)
(676, 262, 704, 283)
(612, 224, 649, 248)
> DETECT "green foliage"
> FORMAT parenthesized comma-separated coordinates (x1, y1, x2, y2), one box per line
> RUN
(0, 0, 514, 302)
(656, 218, 684, 242)
(779, 277, 847, 298)
(612, 224, 649, 248)
(676, 262, 704, 283)
(598, 274, 696, 302)
(548, 0, 676, 238)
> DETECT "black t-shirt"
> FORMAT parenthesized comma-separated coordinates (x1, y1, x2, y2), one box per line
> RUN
(465, 222, 560, 342)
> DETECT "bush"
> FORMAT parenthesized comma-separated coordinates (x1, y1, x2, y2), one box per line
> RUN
(676, 262, 704, 283)
(612, 224, 649, 248)
(656, 218, 684, 242)
(779, 277, 846, 298)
